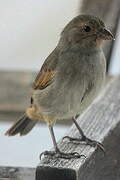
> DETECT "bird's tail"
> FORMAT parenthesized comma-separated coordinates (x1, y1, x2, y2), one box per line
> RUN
(5, 114, 38, 136)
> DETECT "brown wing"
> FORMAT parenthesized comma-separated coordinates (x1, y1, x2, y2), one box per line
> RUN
(32, 69, 56, 90)
(32, 48, 58, 90)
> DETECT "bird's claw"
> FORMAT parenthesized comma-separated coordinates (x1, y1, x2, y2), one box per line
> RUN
(40, 150, 85, 160)
(85, 138, 105, 154)
(63, 136, 80, 142)
(63, 136, 105, 154)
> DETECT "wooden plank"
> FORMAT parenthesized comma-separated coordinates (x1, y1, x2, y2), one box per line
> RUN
(36, 76, 120, 180)
(0, 71, 71, 125)
(79, 0, 120, 70)
(0, 166, 35, 180)
(0, 71, 35, 112)
(0, 71, 110, 113)
(0, 111, 71, 125)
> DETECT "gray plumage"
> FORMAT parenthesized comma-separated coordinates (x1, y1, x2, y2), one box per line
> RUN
(33, 47, 106, 120)
(5, 14, 113, 139)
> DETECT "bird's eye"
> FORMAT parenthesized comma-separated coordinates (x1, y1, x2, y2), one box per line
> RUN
(83, 26, 91, 32)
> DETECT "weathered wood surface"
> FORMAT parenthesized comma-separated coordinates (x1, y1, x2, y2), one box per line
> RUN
(36, 76, 120, 180)
(0, 166, 35, 180)
(80, 0, 120, 70)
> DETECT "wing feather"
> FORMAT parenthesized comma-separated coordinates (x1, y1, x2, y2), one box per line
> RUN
(32, 48, 58, 90)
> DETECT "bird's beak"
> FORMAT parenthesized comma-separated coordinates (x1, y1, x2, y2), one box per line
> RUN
(98, 28, 115, 40)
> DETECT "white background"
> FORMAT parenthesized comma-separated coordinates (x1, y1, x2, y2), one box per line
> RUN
(0, 0, 80, 71)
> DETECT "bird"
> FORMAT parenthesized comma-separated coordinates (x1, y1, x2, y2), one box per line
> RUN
(5, 14, 114, 159)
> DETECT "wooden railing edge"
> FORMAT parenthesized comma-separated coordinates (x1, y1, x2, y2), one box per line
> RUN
(36, 76, 120, 180)
(0, 166, 35, 180)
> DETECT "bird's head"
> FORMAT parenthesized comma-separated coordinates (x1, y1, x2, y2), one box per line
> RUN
(60, 15, 114, 49)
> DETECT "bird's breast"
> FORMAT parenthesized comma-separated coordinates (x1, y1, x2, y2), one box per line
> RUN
(55, 49, 106, 116)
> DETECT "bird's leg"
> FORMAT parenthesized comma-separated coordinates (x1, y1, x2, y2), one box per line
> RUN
(40, 125, 84, 159)
(63, 117, 105, 153)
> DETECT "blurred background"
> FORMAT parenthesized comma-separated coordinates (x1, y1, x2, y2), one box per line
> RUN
(0, 0, 120, 167)
(0, 0, 80, 71)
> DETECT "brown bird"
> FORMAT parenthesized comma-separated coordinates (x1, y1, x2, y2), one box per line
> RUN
(5, 14, 114, 159)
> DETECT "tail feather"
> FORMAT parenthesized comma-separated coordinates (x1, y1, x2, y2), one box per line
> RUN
(5, 114, 38, 136)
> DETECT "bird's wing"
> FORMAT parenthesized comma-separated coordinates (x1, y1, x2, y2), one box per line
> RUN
(32, 48, 58, 90)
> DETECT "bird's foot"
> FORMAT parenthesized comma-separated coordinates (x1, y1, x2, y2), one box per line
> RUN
(63, 136, 105, 153)
(40, 149, 85, 159)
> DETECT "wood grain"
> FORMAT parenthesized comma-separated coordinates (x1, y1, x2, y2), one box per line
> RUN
(36, 76, 120, 180)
